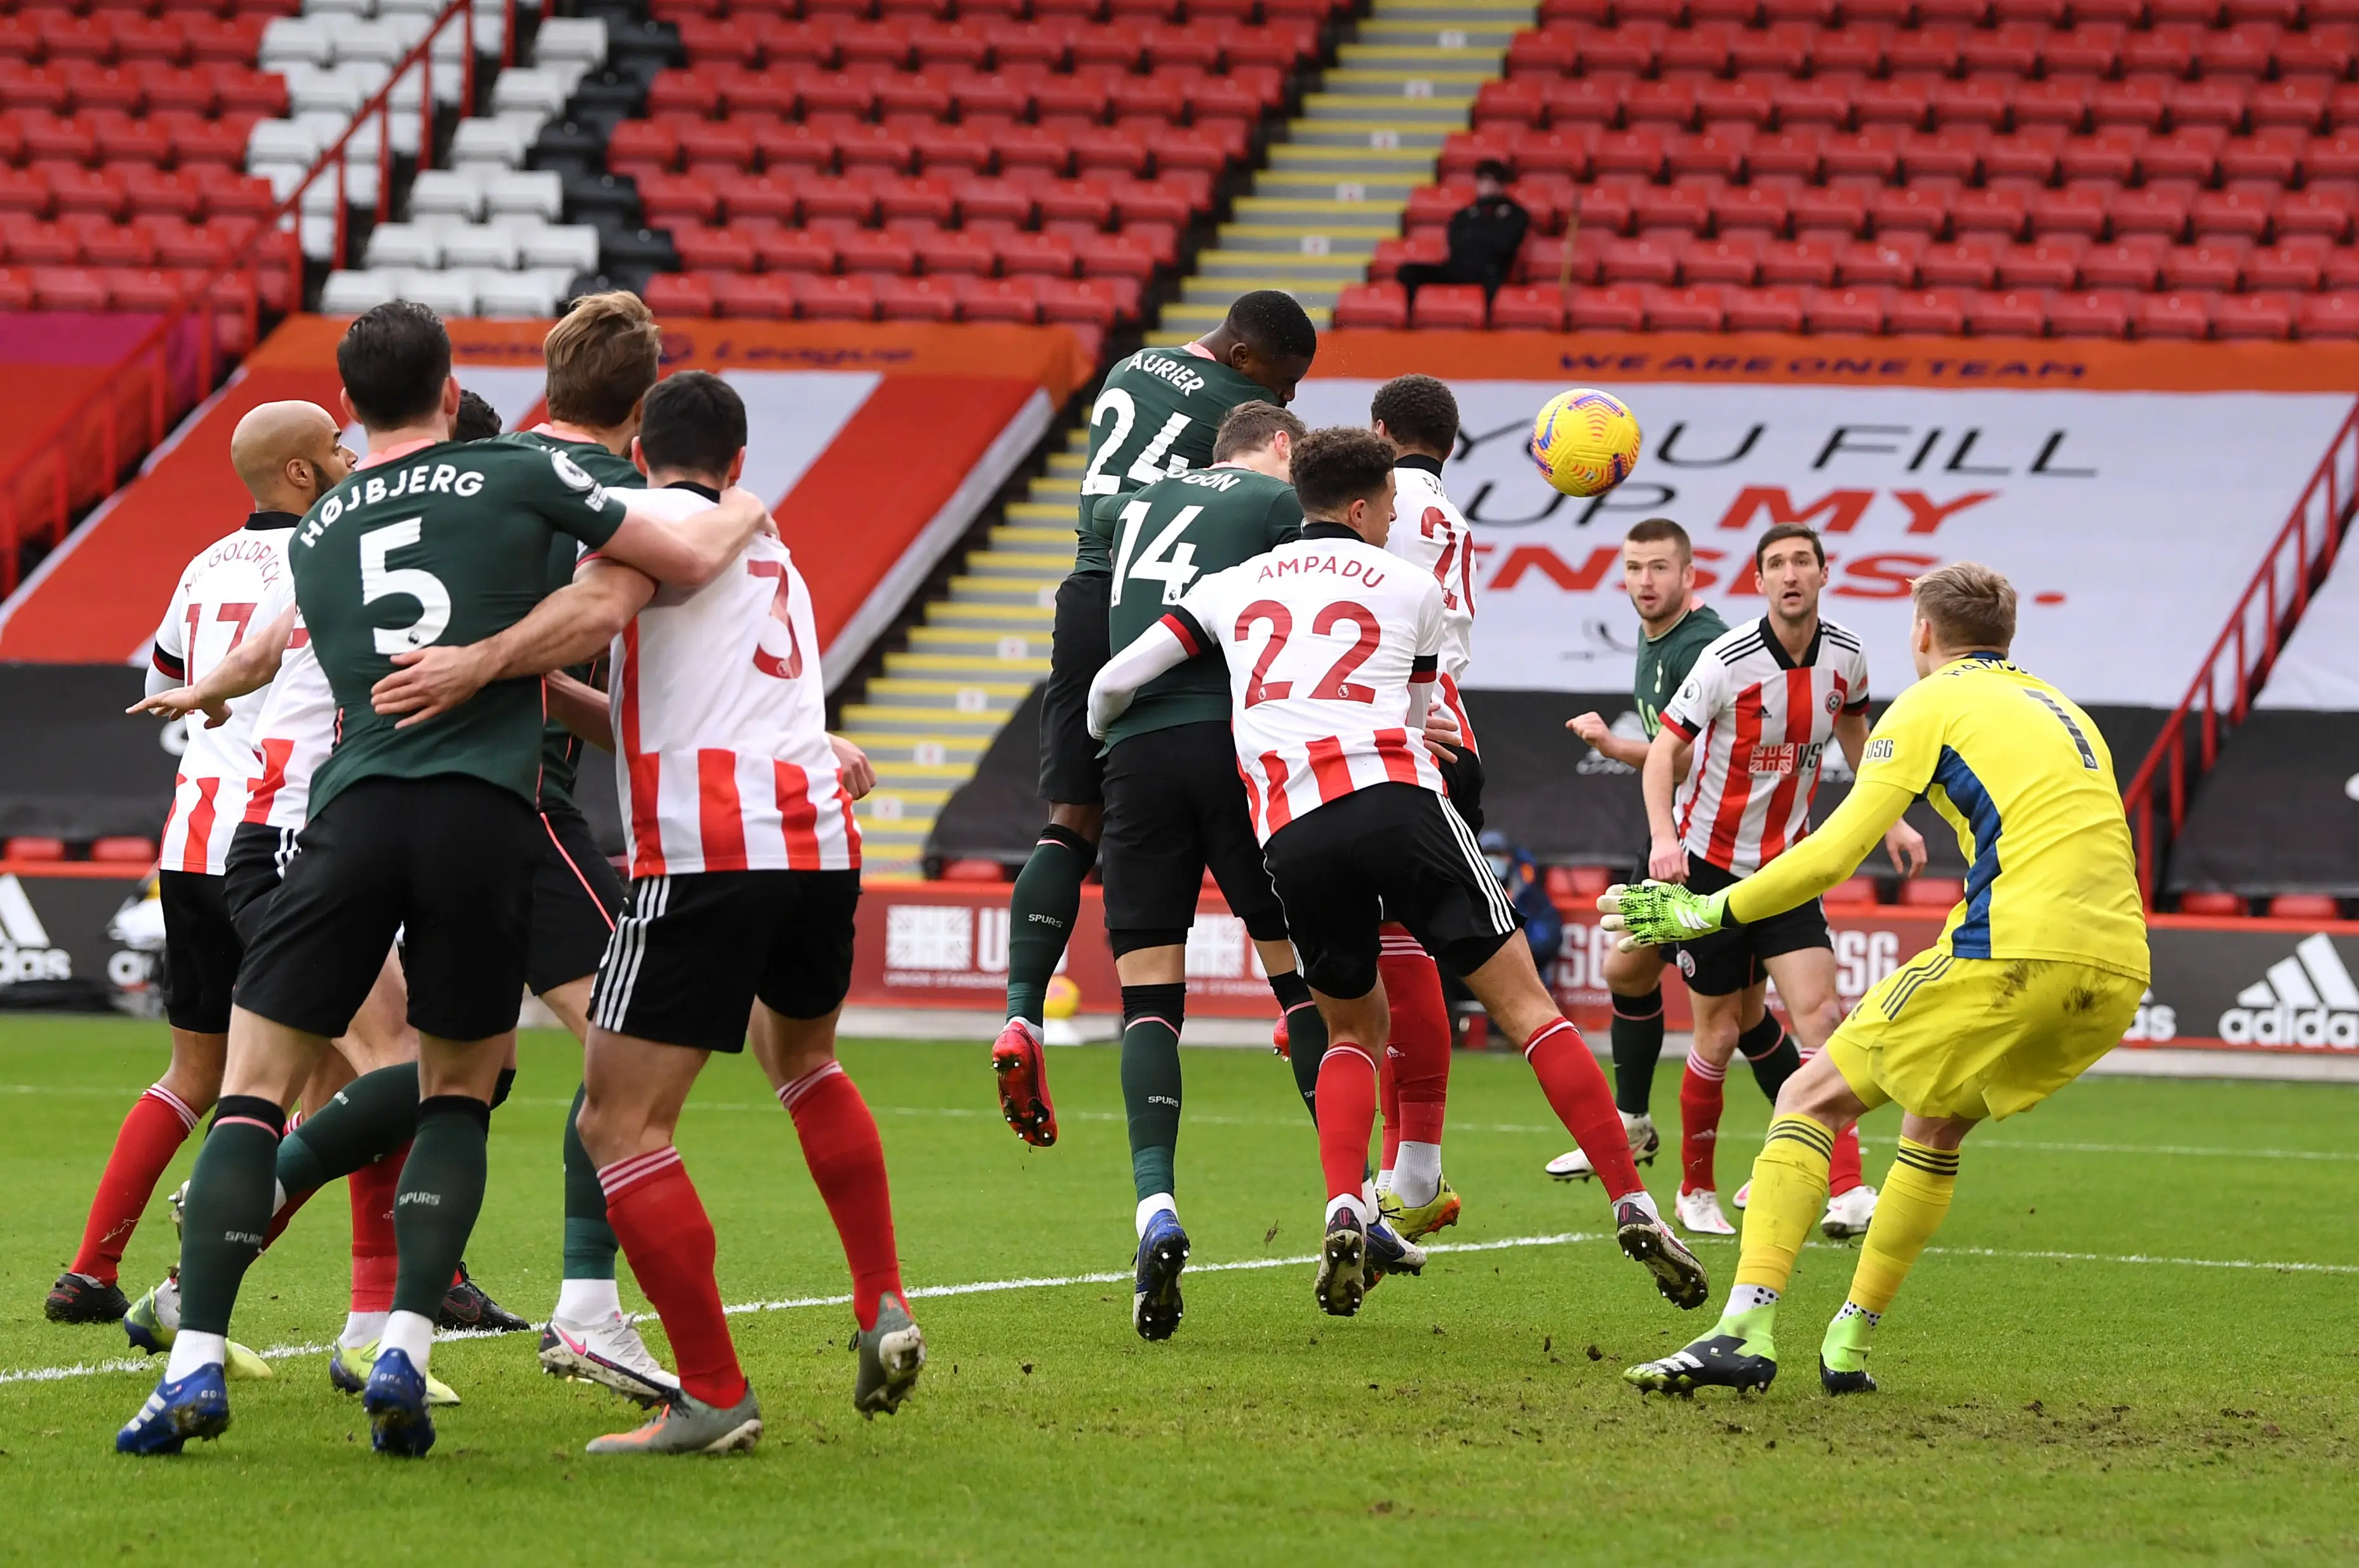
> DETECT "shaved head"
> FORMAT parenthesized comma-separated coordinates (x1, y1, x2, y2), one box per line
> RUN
(231, 400, 349, 513)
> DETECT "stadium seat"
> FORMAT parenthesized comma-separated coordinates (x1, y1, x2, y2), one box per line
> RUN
(2177, 891, 2247, 916)
(1333, 281, 1408, 330)
(1724, 286, 1804, 330)
(2, 836, 66, 862)
(1900, 876, 1965, 908)
(2266, 894, 2341, 920)
(1888, 287, 1970, 334)
(1822, 875, 1880, 907)
(90, 836, 159, 863)
(1489, 283, 1567, 330)
(1968, 288, 2046, 337)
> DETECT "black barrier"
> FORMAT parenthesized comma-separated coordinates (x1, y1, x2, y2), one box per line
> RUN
(0, 873, 144, 1010)
(2170, 711, 2359, 899)
(0, 665, 177, 841)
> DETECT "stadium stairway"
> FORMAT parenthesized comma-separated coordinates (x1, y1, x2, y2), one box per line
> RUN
(1152, 0, 1533, 342)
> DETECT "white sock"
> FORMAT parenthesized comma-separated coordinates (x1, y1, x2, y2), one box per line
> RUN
(555, 1277, 624, 1324)
(1393, 1141, 1442, 1208)
(164, 1330, 225, 1383)
(1618, 1188, 1663, 1224)
(1374, 1167, 1394, 1197)
(339, 1311, 387, 1350)
(1134, 1193, 1176, 1240)
(270, 1179, 287, 1217)
(1834, 1300, 1881, 1328)
(153, 1275, 182, 1333)
(1324, 1193, 1371, 1228)
(1727, 1283, 1780, 1315)
(379, 1309, 434, 1375)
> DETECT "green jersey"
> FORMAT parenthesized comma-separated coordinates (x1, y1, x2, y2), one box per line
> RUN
(290, 438, 628, 814)
(1072, 345, 1277, 575)
(1099, 466, 1302, 750)
(1634, 605, 1728, 737)
(489, 429, 643, 811)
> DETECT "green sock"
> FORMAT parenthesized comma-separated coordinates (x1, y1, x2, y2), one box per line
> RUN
(175, 1096, 285, 1336)
(562, 1083, 617, 1280)
(1608, 986, 1665, 1118)
(276, 1062, 419, 1194)
(1120, 982, 1185, 1202)
(1270, 969, 1323, 1119)
(1740, 1013, 1803, 1103)
(1005, 824, 1094, 1027)
(391, 1096, 491, 1321)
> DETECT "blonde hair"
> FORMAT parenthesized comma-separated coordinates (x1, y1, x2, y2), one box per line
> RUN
(1912, 561, 2017, 652)
(542, 291, 661, 428)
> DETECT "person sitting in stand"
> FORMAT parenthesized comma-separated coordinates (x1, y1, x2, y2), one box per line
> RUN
(1395, 161, 1530, 304)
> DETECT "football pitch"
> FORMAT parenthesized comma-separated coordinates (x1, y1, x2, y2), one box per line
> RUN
(3, 1015, 2355, 1565)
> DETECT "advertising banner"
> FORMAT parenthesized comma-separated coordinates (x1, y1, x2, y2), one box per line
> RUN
(1286, 375, 2358, 709)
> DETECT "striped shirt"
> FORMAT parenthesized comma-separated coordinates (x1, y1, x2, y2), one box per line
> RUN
(1383, 457, 1479, 752)
(1658, 615, 1871, 874)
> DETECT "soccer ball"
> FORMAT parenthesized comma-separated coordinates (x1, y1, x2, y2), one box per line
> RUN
(1044, 974, 1080, 1021)
(1529, 389, 1643, 498)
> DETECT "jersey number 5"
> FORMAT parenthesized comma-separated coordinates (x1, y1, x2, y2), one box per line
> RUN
(745, 559, 803, 680)
(360, 519, 452, 655)
(1109, 499, 1200, 606)
(1234, 599, 1381, 707)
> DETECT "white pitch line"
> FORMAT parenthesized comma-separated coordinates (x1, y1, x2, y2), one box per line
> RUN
(8, 1230, 2355, 1389)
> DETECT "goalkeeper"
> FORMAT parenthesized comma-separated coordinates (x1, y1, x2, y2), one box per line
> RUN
(1601, 563, 2150, 1398)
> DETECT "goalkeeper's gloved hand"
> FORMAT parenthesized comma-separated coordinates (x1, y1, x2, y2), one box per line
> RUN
(1597, 881, 1731, 953)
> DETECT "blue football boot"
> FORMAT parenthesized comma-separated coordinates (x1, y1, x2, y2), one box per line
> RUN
(116, 1364, 229, 1454)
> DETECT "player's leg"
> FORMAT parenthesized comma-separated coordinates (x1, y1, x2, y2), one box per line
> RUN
(1545, 941, 1666, 1183)
(1761, 942, 1876, 1232)
(55, 871, 239, 1323)
(1818, 1109, 1973, 1393)
(1625, 1045, 1877, 1395)
(749, 894, 924, 1419)
(995, 572, 1114, 1143)
(1674, 982, 1745, 1235)
(1385, 786, 1707, 1310)
(1373, 942, 1459, 1240)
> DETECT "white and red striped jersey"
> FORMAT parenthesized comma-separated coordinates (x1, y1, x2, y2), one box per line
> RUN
(1383, 457, 1478, 751)
(1164, 525, 1448, 842)
(145, 514, 296, 873)
(603, 486, 859, 877)
(1658, 615, 1871, 874)
(241, 595, 335, 833)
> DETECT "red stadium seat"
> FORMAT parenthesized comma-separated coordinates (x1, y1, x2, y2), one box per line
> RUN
(1604, 235, 1681, 284)
(2110, 189, 2191, 242)
(1411, 283, 1488, 330)
(2137, 291, 2214, 338)
(1822, 875, 1881, 908)
(2078, 240, 2165, 290)
(1683, 234, 1764, 285)
(1724, 286, 1805, 330)
(1836, 236, 1926, 286)
(2177, 892, 2247, 916)
(644, 272, 716, 316)
(1805, 285, 1888, 333)
(1707, 184, 1789, 235)
(2298, 292, 2359, 342)
(2046, 289, 2135, 338)
(711, 272, 796, 319)
(90, 836, 159, 864)
(1333, 281, 1408, 329)
(793, 272, 878, 320)
(2266, 894, 2341, 920)
(1919, 240, 2001, 288)
(1887, 287, 1971, 334)
(2214, 293, 2296, 340)
(1789, 185, 1867, 236)
(1570, 283, 1648, 330)
(756, 227, 837, 272)
(1998, 238, 2085, 289)
(2275, 192, 2353, 243)
(874, 273, 961, 321)
(2162, 242, 2247, 291)
(1900, 876, 1965, 908)
(1645, 283, 1728, 330)
(1759, 238, 1837, 286)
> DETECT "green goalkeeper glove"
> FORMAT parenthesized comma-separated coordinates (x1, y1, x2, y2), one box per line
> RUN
(1597, 881, 1731, 952)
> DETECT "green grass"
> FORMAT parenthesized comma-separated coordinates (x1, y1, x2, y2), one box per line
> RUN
(3, 1015, 2356, 1565)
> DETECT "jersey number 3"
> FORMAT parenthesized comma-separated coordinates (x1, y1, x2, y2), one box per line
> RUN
(1235, 600, 1381, 707)
(746, 559, 804, 680)
(360, 519, 452, 655)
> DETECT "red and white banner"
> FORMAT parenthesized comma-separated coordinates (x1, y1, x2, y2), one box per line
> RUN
(1289, 373, 2358, 708)
(0, 318, 1094, 671)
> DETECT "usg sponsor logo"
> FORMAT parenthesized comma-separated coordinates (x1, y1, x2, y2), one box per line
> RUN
(2217, 933, 2359, 1048)
(0, 874, 71, 984)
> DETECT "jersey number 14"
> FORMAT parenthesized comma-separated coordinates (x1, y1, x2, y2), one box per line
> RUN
(1109, 499, 1200, 606)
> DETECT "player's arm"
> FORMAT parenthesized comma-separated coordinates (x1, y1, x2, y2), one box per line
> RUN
(1404, 580, 1453, 757)
(371, 560, 657, 728)
(128, 602, 297, 727)
(1565, 713, 1651, 768)
(545, 669, 613, 751)
(830, 734, 876, 800)
(592, 487, 774, 591)
(1640, 726, 1694, 883)
(1087, 608, 1206, 738)
(1835, 707, 1927, 877)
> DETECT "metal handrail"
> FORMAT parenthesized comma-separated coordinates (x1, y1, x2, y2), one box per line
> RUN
(0, 0, 512, 595)
(2122, 396, 2359, 906)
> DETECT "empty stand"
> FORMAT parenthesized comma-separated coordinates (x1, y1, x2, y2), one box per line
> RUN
(1356, 0, 2359, 337)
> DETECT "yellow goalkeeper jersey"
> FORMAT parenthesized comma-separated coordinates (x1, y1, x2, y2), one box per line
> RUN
(1852, 652, 2149, 984)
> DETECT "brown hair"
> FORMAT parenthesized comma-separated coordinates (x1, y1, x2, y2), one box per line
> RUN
(1624, 516, 1691, 562)
(1212, 402, 1307, 462)
(1754, 521, 1825, 571)
(542, 291, 662, 429)
(1290, 426, 1396, 517)
(1912, 561, 2017, 653)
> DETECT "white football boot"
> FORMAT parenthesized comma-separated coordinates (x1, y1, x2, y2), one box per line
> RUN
(1543, 1111, 1659, 1181)
(1674, 1187, 1737, 1236)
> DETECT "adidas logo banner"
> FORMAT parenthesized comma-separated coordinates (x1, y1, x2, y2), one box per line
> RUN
(2217, 932, 2359, 1048)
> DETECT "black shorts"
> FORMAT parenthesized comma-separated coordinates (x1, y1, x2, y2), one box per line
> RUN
(529, 800, 628, 995)
(235, 774, 539, 1042)
(1261, 782, 1522, 1001)
(221, 821, 300, 948)
(589, 869, 861, 1051)
(1437, 742, 1485, 838)
(1037, 571, 1112, 807)
(1670, 851, 1831, 997)
(158, 870, 241, 1033)
(1100, 721, 1288, 956)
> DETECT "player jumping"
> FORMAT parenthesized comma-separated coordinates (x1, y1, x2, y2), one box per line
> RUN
(1611, 562, 2149, 1396)
(1634, 525, 1923, 1239)
(116, 304, 770, 1457)
(1088, 427, 1710, 1318)
(993, 292, 1319, 1150)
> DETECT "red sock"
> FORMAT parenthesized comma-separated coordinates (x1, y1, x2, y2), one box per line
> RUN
(600, 1148, 746, 1409)
(349, 1153, 402, 1313)
(778, 1062, 905, 1332)
(1314, 1044, 1379, 1206)
(1378, 1042, 1400, 1172)
(1829, 1123, 1864, 1196)
(1679, 1050, 1727, 1195)
(1379, 946, 1450, 1149)
(69, 1085, 199, 1283)
(1525, 1019, 1641, 1200)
